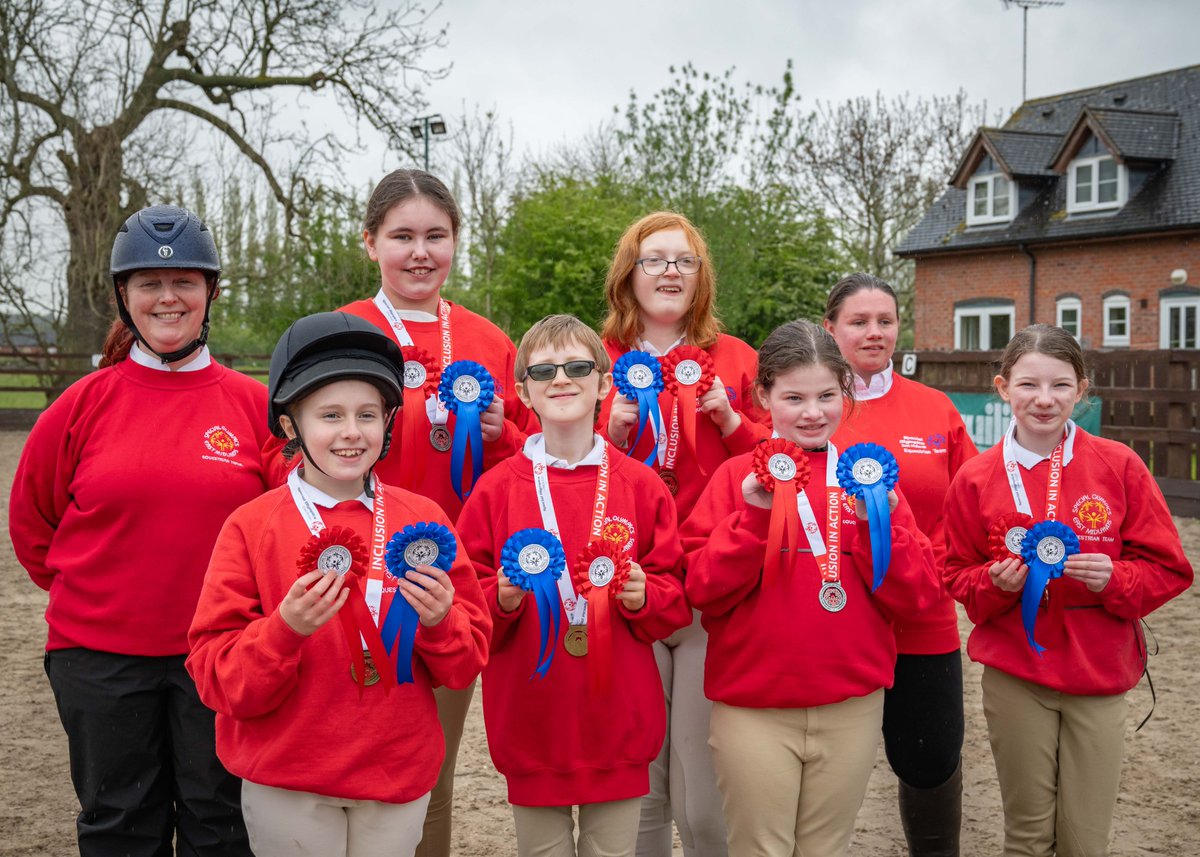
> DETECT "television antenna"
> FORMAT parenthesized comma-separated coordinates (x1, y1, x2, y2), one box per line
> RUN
(1002, 0, 1065, 102)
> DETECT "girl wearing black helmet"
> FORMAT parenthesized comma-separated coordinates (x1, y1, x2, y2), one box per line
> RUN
(9, 205, 282, 857)
(187, 312, 489, 857)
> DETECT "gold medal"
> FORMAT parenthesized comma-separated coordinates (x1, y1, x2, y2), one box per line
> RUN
(564, 624, 588, 657)
(659, 468, 679, 496)
(429, 425, 452, 451)
(350, 652, 382, 686)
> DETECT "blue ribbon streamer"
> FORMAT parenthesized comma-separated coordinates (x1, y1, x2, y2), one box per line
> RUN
(1018, 520, 1080, 655)
(501, 528, 566, 680)
(613, 350, 665, 466)
(836, 443, 900, 591)
(381, 522, 457, 683)
(437, 360, 496, 501)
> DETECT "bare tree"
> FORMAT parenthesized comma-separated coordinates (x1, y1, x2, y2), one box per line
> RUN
(791, 91, 986, 342)
(0, 0, 447, 355)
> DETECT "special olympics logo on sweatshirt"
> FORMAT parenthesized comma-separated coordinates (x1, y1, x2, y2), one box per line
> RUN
(1072, 494, 1112, 537)
(204, 425, 241, 458)
(601, 515, 636, 553)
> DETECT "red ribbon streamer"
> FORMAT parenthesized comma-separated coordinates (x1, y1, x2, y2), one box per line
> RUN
(399, 347, 441, 487)
(660, 347, 715, 476)
(573, 539, 631, 696)
(752, 439, 811, 589)
(296, 527, 395, 695)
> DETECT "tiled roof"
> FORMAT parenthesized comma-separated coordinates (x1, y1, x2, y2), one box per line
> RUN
(898, 65, 1200, 256)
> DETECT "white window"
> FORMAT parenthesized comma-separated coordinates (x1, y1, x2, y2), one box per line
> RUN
(1056, 297, 1082, 339)
(1068, 155, 1127, 214)
(1102, 294, 1131, 347)
(1160, 295, 1200, 349)
(967, 173, 1016, 226)
(954, 304, 1015, 350)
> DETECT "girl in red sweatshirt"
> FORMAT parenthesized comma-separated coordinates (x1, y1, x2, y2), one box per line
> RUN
(597, 211, 771, 857)
(942, 324, 1192, 857)
(683, 319, 938, 857)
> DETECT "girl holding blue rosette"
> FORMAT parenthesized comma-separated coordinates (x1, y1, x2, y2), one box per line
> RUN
(682, 320, 939, 857)
(942, 324, 1192, 857)
(458, 314, 690, 857)
(598, 211, 770, 857)
(338, 169, 537, 857)
(186, 312, 489, 857)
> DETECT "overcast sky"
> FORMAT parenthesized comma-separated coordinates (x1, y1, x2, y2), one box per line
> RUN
(340, 0, 1199, 181)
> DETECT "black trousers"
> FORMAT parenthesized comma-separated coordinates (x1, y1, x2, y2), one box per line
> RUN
(44, 648, 251, 857)
(883, 650, 965, 789)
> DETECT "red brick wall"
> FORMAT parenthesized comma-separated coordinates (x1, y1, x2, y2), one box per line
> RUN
(910, 232, 1200, 349)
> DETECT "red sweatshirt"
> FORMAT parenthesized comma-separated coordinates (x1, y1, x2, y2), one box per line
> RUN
(833, 374, 978, 654)
(186, 482, 490, 804)
(942, 428, 1192, 696)
(9, 358, 283, 656)
(339, 298, 538, 521)
(456, 443, 691, 806)
(682, 450, 939, 709)
(598, 334, 772, 521)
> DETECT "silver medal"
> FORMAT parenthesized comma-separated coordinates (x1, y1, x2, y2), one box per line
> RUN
(674, 359, 702, 386)
(1004, 526, 1027, 556)
(588, 556, 616, 587)
(851, 458, 883, 486)
(403, 360, 427, 389)
(404, 538, 440, 568)
(767, 452, 797, 482)
(317, 545, 353, 576)
(819, 581, 847, 613)
(627, 364, 655, 390)
(1035, 536, 1065, 565)
(452, 374, 481, 403)
(518, 543, 551, 575)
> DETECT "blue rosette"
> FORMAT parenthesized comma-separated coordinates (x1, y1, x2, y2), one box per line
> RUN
(382, 522, 457, 684)
(501, 528, 566, 680)
(613, 350, 665, 466)
(836, 443, 900, 591)
(1018, 520, 1080, 655)
(437, 360, 496, 501)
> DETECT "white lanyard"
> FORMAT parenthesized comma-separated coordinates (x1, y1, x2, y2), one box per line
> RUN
(529, 438, 611, 625)
(793, 444, 841, 584)
(374, 291, 453, 426)
(1001, 420, 1065, 521)
(287, 467, 386, 627)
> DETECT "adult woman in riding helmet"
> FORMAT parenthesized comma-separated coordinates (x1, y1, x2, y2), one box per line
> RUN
(10, 205, 281, 857)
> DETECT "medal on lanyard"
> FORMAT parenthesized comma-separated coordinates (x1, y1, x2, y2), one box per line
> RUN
(794, 446, 848, 612)
(398, 347, 441, 479)
(1018, 520, 1080, 654)
(437, 360, 495, 501)
(989, 512, 1035, 563)
(381, 522, 456, 683)
(752, 438, 811, 588)
(572, 538, 631, 694)
(289, 470, 395, 694)
(836, 443, 899, 591)
(613, 350, 665, 467)
(660, 346, 715, 476)
(502, 528, 567, 679)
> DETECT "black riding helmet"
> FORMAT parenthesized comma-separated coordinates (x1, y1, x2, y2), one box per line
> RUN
(269, 312, 405, 470)
(110, 205, 222, 364)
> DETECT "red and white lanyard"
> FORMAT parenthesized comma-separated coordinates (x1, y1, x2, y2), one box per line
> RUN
(529, 435, 611, 625)
(1001, 421, 1066, 521)
(793, 444, 842, 585)
(288, 467, 388, 626)
(374, 291, 454, 427)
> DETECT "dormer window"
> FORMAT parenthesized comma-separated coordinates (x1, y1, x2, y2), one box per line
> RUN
(1068, 154, 1126, 214)
(967, 173, 1015, 226)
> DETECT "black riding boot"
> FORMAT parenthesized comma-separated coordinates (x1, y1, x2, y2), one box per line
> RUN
(897, 759, 962, 857)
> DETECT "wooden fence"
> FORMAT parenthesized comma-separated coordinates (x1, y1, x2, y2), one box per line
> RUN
(3, 349, 1198, 514)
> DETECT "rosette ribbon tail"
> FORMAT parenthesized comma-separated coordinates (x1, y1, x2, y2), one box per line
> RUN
(1018, 521, 1077, 656)
(531, 574, 561, 680)
(863, 483, 892, 591)
(400, 386, 426, 486)
(836, 444, 899, 592)
(630, 394, 665, 467)
(383, 522, 458, 684)
(1020, 562, 1059, 656)
(763, 478, 799, 588)
(342, 577, 397, 695)
(449, 403, 485, 502)
(587, 589, 614, 696)
(379, 595, 420, 685)
(675, 390, 706, 476)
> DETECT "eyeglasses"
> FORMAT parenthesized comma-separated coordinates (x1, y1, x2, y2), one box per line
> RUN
(636, 255, 702, 276)
(523, 360, 597, 382)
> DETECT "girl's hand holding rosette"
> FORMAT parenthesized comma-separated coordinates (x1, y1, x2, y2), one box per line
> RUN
(751, 439, 811, 588)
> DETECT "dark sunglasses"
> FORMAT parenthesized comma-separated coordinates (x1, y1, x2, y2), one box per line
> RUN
(524, 360, 597, 382)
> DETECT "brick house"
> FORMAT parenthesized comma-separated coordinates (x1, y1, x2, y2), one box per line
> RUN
(897, 65, 1200, 351)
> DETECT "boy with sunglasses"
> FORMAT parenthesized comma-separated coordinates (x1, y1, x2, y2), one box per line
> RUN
(457, 314, 690, 857)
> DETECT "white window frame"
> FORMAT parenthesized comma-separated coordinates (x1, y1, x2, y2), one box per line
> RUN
(1102, 294, 1131, 347)
(967, 172, 1017, 226)
(1056, 297, 1082, 340)
(954, 305, 1015, 350)
(1067, 154, 1127, 214)
(1159, 295, 1200, 349)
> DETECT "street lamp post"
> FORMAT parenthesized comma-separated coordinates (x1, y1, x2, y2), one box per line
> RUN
(409, 114, 448, 171)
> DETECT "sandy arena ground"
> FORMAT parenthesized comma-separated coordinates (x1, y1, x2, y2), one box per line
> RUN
(1, 428, 1197, 855)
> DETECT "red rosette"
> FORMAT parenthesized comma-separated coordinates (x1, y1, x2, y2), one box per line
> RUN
(295, 526, 393, 696)
(988, 512, 1036, 563)
(659, 346, 716, 476)
(751, 439, 810, 589)
(398, 347, 442, 485)
(573, 538, 631, 696)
